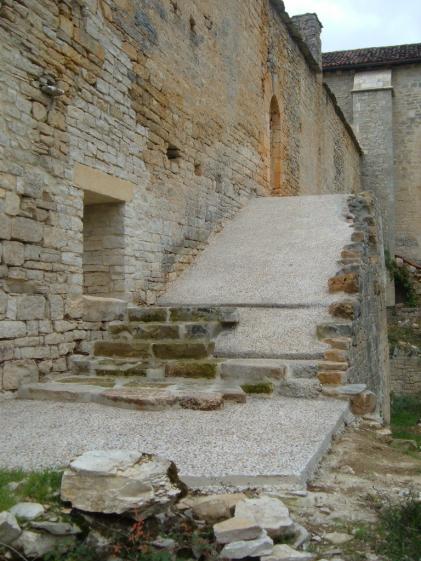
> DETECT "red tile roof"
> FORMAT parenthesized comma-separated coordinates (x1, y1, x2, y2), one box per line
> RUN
(323, 43, 421, 70)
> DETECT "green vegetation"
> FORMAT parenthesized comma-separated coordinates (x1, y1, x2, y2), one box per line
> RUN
(241, 382, 274, 394)
(0, 468, 62, 511)
(385, 250, 418, 307)
(391, 394, 421, 448)
(375, 494, 421, 561)
(388, 324, 421, 355)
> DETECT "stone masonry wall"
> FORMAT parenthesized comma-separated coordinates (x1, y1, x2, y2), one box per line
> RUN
(388, 306, 421, 396)
(393, 64, 421, 263)
(0, 0, 361, 385)
(324, 192, 390, 420)
(324, 63, 421, 264)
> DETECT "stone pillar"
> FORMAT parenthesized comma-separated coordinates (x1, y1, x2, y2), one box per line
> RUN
(352, 70, 395, 304)
(290, 13, 323, 69)
(352, 70, 395, 256)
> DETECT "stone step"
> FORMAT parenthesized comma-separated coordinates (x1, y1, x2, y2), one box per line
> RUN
(127, 306, 240, 325)
(93, 339, 214, 360)
(165, 360, 219, 379)
(17, 377, 246, 411)
(277, 378, 323, 399)
(220, 359, 287, 384)
(108, 321, 222, 341)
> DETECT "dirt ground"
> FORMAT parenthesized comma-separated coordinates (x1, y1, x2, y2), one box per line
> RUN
(281, 418, 421, 560)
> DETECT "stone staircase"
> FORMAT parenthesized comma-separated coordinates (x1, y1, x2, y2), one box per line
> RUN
(18, 194, 383, 416)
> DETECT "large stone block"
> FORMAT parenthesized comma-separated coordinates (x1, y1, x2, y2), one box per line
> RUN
(3, 240, 24, 265)
(0, 320, 26, 339)
(11, 217, 43, 243)
(82, 295, 127, 322)
(60, 450, 186, 519)
(16, 295, 46, 320)
(3, 359, 39, 390)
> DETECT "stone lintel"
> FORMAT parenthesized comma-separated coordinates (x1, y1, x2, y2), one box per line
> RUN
(74, 164, 134, 204)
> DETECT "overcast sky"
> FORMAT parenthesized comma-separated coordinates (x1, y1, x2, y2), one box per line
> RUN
(284, 0, 421, 52)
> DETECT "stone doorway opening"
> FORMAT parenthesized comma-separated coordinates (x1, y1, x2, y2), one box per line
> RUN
(270, 96, 282, 194)
(83, 189, 126, 299)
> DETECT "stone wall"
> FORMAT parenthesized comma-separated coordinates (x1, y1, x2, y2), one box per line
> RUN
(324, 192, 390, 420)
(0, 0, 361, 384)
(393, 65, 421, 262)
(324, 62, 421, 264)
(388, 307, 421, 396)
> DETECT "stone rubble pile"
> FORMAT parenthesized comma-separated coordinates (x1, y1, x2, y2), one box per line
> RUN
(0, 449, 356, 560)
(212, 495, 315, 561)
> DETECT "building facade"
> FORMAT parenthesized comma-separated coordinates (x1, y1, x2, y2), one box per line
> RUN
(323, 43, 421, 265)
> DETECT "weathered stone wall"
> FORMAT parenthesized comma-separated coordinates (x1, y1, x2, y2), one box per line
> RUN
(0, 0, 361, 384)
(324, 192, 390, 420)
(324, 62, 421, 264)
(390, 354, 421, 395)
(388, 306, 421, 396)
(393, 65, 421, 262)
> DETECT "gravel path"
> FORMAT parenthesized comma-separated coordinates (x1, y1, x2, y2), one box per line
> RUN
(0, 397, 349, 487)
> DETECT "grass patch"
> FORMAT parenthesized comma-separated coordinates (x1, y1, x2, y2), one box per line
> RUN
(0, 468, 62, 510)
(391, 394, 421, 447)
(375, 494, 421, 561)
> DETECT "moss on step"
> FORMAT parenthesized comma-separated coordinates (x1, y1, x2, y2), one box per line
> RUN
(241, 382, 274, 394)
(165, 361, 218, 379)
(131, 324, 180, 340)
(128, 307, 168, 322)
(58, 377, 116, 387)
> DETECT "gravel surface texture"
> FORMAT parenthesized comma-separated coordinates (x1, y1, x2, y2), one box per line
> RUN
(215, 307, 332, 357)
(0, 397, 349, 486)
(160, 195, 352, 306)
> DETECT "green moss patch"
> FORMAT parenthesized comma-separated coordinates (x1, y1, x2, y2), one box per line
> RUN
(241, 382, 274, 394)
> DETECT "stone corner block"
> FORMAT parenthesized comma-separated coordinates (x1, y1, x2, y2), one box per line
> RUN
(82, 295, 128, 322)
(3, 360, 39, 391)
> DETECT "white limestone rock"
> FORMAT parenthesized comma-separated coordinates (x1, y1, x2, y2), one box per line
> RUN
(220, 530, 273, 559)
(10, 502, 45, 521)
(261, 544, 316, 561)
(214, 517, 261, 544)
(31, 521, 81, 535)
(60, 450, 185, 519)
(0, 511, 21, 544)
(324, 532, 353, 545)
(235, 496, 294, 537)
(13, 530, 75, 558)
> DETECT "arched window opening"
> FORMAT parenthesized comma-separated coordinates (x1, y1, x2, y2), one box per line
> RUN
(270, 96, 281, 194)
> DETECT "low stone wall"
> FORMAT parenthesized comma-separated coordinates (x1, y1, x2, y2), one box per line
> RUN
(0, 295, 127, 390)
(390, 353, 421, 395)
(388, 306, 421, 396)
(321, 192, 390, 420)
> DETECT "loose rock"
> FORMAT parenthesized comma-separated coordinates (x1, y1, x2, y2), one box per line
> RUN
(10, 502, 45, 521)
(324, 532, 354, 545)
(13, 530, 75, 558)
(0, 511, 21, 544)
(214, 517, 261, 544)
(31, 521, 81, 535)
(220, 530, 273, 559)
(235, 495, 294, 537)
(60, 450, 186, 519)
(261, 544, 316, 561)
